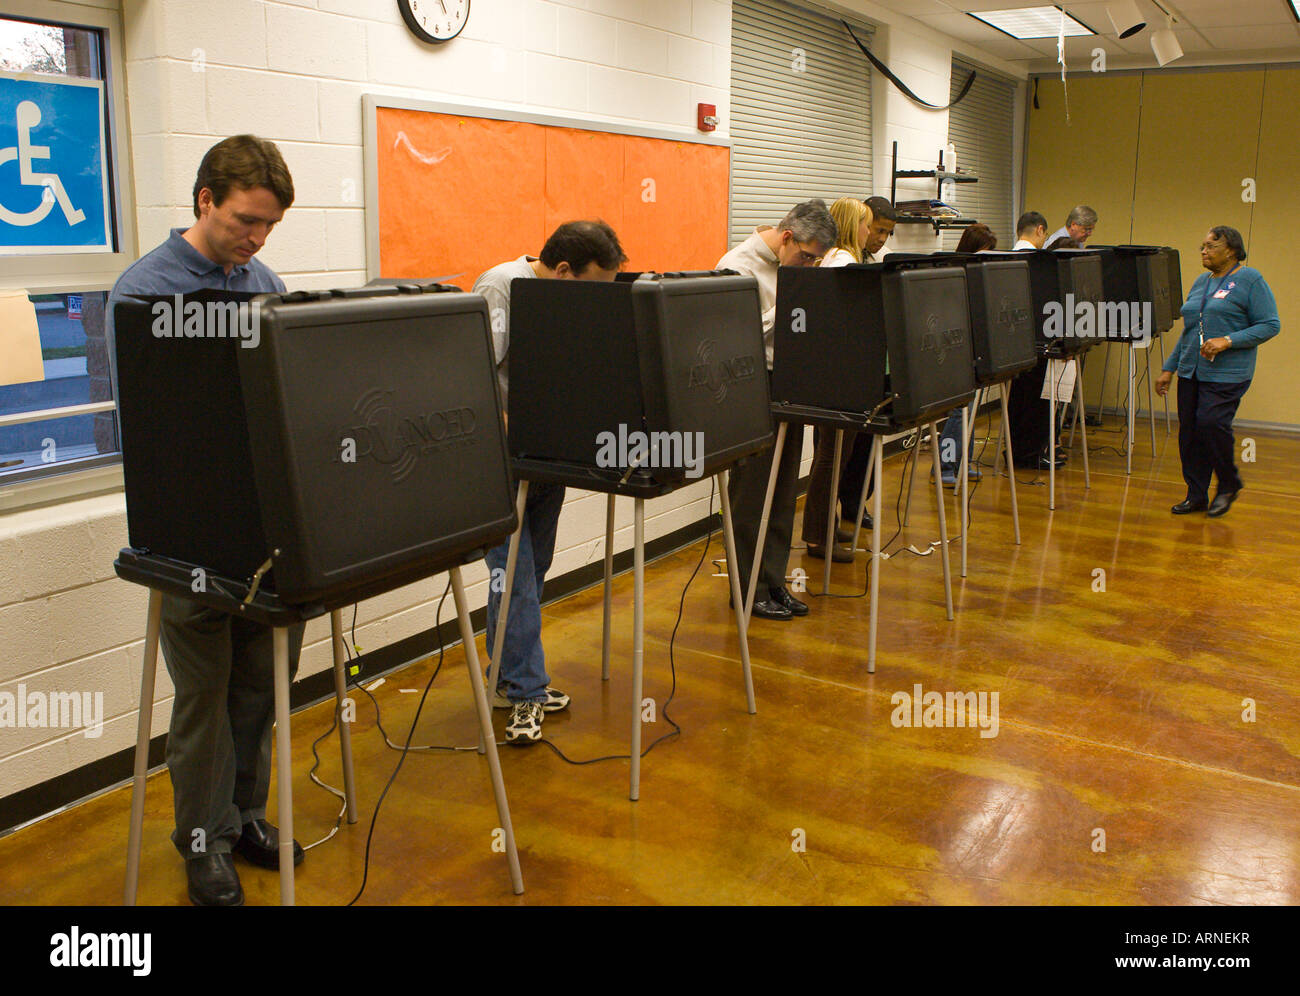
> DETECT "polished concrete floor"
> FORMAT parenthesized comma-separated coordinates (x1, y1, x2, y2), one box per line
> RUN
(4, 413, 1299, 905)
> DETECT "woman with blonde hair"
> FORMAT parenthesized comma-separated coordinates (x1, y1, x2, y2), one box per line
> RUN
(821, 196, 871, 267)
(803, 197, 873, 561)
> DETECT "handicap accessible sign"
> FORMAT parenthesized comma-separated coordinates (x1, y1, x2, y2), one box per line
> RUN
(0, 73, 111, 254)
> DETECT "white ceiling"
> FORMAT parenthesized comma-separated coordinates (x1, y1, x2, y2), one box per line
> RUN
(870, 0, 1300, 70)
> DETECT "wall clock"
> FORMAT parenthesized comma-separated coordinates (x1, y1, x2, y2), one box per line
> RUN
(398, 0, 470, 44)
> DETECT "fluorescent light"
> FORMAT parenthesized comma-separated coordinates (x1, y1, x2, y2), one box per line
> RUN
(967, 6, 1096, 39)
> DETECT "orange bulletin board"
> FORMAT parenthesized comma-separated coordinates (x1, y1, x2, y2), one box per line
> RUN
(366, 99, 731, 290)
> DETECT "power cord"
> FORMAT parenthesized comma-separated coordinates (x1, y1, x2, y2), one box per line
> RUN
(346, 577, 452, 906)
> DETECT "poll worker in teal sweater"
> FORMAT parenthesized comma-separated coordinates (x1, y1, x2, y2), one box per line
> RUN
(1156, 226, 1280, 518)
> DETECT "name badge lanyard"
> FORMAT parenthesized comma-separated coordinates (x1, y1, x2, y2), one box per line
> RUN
(1198, 263, 1240, 359)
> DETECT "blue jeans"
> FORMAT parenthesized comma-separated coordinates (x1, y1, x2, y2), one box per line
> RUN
(939, 400, 977, 474)
(485, 481, 565, 703)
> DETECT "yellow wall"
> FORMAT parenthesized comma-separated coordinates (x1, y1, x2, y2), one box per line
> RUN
(1025, 68, 1296, 427)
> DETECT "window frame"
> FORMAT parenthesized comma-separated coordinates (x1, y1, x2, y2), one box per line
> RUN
(0, 0, 135, 506)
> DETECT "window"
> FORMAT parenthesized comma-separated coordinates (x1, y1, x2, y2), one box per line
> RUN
(943, 59, 1016, 250)
(729, 0, 874, 244)
(0, 2, 136, 496)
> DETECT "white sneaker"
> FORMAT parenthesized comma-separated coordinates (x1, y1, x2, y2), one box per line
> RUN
(505, 702, 544, 744)
(492, 686, 570, 713)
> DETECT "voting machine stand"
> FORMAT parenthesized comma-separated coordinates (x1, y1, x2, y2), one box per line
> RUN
(488, 272, 773, 801)
(112, 285, 524, 905)
(760, 258, 979, 671)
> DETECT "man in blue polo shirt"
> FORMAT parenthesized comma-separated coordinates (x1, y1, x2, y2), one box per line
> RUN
(107, 134, 299, 906)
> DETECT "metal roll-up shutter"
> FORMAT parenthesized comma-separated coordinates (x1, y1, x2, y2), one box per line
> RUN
(943, 60, 1015, 250)
(729, 0, 873, 246)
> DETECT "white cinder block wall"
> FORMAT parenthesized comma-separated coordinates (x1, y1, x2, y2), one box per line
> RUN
(0, 0, 1024, 806)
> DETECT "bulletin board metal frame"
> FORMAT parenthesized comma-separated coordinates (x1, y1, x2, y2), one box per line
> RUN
(361, 95, 732, 287)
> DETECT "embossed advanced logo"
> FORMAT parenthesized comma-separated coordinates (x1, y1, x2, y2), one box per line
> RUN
(919, 314, 965, 365)
(339, 389, 477, 483)
(686, 338, 757, 404)
(994, 296, 1032, 333)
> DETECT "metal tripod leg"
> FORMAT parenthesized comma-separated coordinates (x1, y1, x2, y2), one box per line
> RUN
(272, 626, 294, 905)
(718, 470, 756, 714)
(450, 566, 524, 894)
(329, 611, 359, 824)
(745, 422, 787, 627)
(929, 420, 954, 621)
(124, 589, 162, 906)
(629, 499, 645, 801)
(483, 480, 529, 753)
(960, 400, 970, 579)
(866, 436, 884, 673)
(1000, 388, 1021, 546)
(1077, 366, 1091, 490)
(601, 493, 615, 682)
(1127, 345, 1136, 476)
(822, 428, 844, 595)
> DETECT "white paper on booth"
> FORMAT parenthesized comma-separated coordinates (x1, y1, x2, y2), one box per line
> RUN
(1040, 358, 1076, 403)
(0, 290, 45, 387)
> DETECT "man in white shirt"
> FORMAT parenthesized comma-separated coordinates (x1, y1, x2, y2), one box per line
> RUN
(863, 196, 896, 262)
(1046, 205, 1097, 247)
(473, 221, 626, 743)
(1013, 211, 1049, 250)
(718, 200, 836, 620)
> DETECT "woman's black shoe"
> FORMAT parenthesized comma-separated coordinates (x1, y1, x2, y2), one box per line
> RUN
(1171, 498, 1208, 515)
(1207, 490, 1240, 518)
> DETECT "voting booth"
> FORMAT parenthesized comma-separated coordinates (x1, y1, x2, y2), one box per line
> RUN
(926, 251, 1040, 558)
(1092, 245, 1185, 473)
(767, 257, 978, 670)
(500, 271, 772, 799)
(112, 285, 525, 904)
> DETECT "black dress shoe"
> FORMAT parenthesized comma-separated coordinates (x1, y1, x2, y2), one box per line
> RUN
(860, 510, 874, 530)
(186, 853, 243, 907)
(1207, 490, 1240, 518)
(1037, 452, 1067, 470)
(750, 598, 793, 621)
(1171, 497, 1208, 515)
(806, 543, 853, 563)
(834, 525, 854, 543)
(770, 586, 809, 616)
(234, 819, 304, 870)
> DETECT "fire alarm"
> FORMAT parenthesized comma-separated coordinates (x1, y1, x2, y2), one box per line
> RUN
(697, 103, 717, 132)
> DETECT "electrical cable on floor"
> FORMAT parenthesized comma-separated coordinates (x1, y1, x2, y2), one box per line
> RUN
(537, 477, 719, 764)
(346, 577, 452, 907)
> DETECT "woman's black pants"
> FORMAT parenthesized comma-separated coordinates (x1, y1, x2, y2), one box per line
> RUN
(1176, 375, 1250, 500)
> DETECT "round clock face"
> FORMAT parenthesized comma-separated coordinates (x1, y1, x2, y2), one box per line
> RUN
(398, 0, 471, 43)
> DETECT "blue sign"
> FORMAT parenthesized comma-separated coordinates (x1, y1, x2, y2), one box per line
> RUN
(0, 73, 111, 254)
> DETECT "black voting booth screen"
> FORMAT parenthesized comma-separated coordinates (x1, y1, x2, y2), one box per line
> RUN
(772, 260, 977, 428)
(930, 253, 1038, 386)
(507, 273, 773, 487)
(1025, 249, 1105, 355)
(1096, 245, 1177, 340)
(113, 286, 517, 609)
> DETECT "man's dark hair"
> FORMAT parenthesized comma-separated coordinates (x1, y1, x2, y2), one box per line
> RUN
(1017, 211, 1048, 236)
(192, 134, 294, 217)
(1209, 225, 1247, 262)
(539, 220, 628, 273)
(865, 196, 897, 223)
